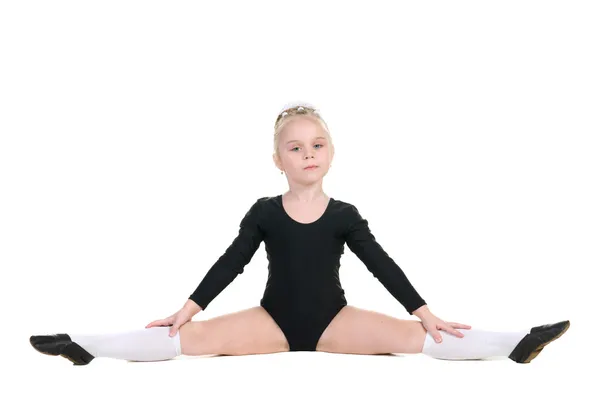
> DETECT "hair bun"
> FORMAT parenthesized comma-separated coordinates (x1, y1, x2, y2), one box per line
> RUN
(278, 101, 319, 115)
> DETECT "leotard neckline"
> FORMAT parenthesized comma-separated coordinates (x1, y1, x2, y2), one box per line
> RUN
(277, 194, 333, 225)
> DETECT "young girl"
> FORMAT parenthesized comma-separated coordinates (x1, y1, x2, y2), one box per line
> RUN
(30, 102, 570, 366)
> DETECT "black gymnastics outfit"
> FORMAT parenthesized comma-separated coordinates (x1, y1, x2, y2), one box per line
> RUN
(189, 195, 427, 351)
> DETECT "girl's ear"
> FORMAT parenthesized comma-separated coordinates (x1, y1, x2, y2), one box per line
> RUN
(272, 152, 282, 170)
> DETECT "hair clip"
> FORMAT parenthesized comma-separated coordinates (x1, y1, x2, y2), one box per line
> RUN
(275, 104, 320, 127)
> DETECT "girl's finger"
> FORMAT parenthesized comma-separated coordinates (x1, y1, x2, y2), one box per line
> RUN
(146, 319, 167, 328)
(449, 322, 471, 329)
(169, 323, 180, 337)
(428, 326, 443, 343)
(443, 324, 464, 338)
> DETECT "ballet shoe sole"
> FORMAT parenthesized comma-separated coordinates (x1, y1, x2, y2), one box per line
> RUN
(522, 320, 570, 363)
(30, 338, 93, 366)
(60, 343, 94, 366)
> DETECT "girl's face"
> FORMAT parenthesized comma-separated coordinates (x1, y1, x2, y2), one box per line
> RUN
(274, 117, 334, 185)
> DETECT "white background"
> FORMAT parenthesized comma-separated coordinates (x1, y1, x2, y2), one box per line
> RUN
(1, 1, 598, 399)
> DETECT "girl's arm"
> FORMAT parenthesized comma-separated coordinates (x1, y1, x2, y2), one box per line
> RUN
(343, 204, 427, 315)
(344, 204, 470, 342)
(188, 198, 266, 310)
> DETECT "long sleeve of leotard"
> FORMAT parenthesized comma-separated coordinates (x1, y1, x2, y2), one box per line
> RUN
(344, 204, 427, 315)
(188, 199, 265, 310)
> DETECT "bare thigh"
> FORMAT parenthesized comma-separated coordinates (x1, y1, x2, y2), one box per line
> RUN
(316, 305, 427, 355)
(179, 306, 290, 356)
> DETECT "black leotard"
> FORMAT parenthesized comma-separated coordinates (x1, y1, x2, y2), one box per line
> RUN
(189, 194, 426, 351)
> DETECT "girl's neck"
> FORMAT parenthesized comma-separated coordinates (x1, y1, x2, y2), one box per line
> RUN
(284, 187, 327, 203)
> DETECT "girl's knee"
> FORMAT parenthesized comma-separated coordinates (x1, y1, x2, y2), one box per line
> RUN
(178, 321, 209, 355)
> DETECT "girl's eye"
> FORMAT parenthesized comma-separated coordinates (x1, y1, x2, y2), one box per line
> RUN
(290, 144, 323, 151)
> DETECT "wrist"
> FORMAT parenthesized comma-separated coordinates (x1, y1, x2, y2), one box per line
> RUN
(184, 299, 203, 315)
(412, 304, 431, 319)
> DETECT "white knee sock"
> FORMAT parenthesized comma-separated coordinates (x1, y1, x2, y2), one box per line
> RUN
(421, 328, 529, 360)
(70, 327, 182, 362)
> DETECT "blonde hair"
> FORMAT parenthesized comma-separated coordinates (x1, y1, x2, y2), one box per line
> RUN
(273, 103, 333, 158)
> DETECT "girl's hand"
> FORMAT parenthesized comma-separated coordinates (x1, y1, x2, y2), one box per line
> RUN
(146, 307, 195, 337)
(413, 306, 471, 343)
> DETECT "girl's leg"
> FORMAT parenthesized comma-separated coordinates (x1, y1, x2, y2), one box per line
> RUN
(69, 326, 181, 361)
(178, 306, 289, 356)
(315, 305, 569, 363)
(316, 306, 428, 355)
(30, 327, 181, 365)
(30, 306, 289, 365)
(421, 320, 570, 363)
(420, 327, 529, 360)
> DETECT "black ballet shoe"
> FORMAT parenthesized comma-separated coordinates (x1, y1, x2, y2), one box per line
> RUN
(508, 320, 570, 364)
(30, 334, 95, 366)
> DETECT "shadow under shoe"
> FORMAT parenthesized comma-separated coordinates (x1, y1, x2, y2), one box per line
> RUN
(508, 320, 570, 363)
(30, 334, 95, 366)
